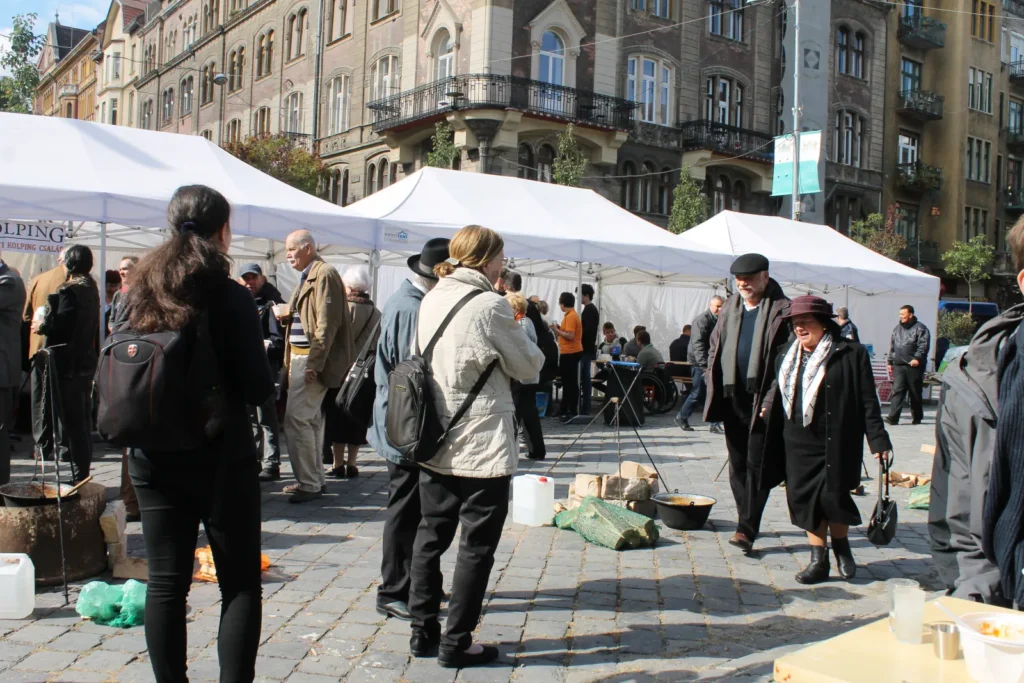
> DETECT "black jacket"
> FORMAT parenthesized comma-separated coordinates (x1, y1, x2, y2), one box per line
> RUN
(581, 303, 599, 355)
(840, 319, 860, 343)
(890, 318, 931, 366)
(688, 309, 718, 368)
(38, 275, 100, 378)
(254, 281, 285, 370)
(525, 299, 558, 383)
(669, 335, 690, 363)
(766, 338, 892, 493)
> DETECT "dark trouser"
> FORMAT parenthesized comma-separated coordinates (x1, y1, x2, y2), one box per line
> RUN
(120, 449, 139, 517)
(254, 390, 282, 470)
(889, 364, 924, 423)
(58, 375, 93, 483)
(378, 461, 422, 606)
(130, 450, 262, 683)
(513, 383, 546, 458)
(0, 386, 13, 486)
(409, 470, 510, 650)
(677, 366, 710, 422)
(723, 408, 771, 541)
(579, 350, 595, 415)
(558, 352, 583, 416)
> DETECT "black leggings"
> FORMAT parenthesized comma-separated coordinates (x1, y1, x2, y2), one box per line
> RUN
(130, 450, 263, 683)
(559, 352, 583, 416)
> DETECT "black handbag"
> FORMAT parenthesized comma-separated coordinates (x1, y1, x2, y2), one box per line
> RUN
(867, 453, 898, 546)
(335, 316, 381, 429)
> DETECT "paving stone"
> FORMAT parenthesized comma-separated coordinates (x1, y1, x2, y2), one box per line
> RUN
(53, 670, 112, 682)
(13, 650, 78, 672)
(6, 623, 69, 645)
(100, 633, 150, 654)
(73, 649, 136, 671)
(48, 631, 106, 652)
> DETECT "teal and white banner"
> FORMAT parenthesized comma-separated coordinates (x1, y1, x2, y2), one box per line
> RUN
(771, 131, 822, 197)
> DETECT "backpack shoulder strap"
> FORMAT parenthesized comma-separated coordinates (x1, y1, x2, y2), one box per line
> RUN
(421, 289, 485, 359)
(439, 358, 499, 444)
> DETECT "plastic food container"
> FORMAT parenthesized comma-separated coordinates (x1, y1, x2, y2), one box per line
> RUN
(512, 474, 555, 527)
(959, 612, 1024, 683)
(0, 554, 35, 619)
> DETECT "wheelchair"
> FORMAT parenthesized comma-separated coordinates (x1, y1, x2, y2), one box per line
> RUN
(640, 364, 679, 415)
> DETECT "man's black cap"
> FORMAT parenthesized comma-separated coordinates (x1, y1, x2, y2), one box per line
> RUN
(730, 253, 770, 276)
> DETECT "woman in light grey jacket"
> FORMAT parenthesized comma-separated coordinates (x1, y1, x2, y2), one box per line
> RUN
(408, 225, 544, 669)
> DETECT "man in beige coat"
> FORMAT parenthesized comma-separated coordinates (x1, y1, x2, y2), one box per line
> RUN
(277, 230, 353, 503)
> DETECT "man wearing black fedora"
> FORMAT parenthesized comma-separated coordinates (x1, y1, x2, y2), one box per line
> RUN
(369, 237, 451, 621)
(705, 253, 792, 554)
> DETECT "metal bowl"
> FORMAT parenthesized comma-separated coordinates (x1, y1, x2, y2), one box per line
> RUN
(652, 493, 717, 531)
(0, 482, 79, 508)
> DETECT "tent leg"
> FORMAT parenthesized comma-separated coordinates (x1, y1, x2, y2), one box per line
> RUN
(576, 261, 583, 313)
(845, 284, 850, 310)
(596, 277, 603, 315)
(99, 222, 107, 346)
(370, 249, 381, 300)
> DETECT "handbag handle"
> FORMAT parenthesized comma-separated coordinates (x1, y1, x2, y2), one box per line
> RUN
(876, 450, 893, 513)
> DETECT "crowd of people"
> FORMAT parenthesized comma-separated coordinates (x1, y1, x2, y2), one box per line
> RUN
(3, 182, 1024, 681)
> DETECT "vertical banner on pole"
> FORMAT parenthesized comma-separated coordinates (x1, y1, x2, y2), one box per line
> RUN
(772, 131, 822, 196)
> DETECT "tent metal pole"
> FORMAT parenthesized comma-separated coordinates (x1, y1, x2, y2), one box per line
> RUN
(576, 261, 583, 313)
(370, 249, 381, 300)
(845, 284, 850, 310)
(99, 222, 107, 346)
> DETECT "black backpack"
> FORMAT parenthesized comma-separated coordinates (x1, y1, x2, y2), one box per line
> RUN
(335, 315, 382, 429)
(385, 289, 498, 464)
(95, 310, 226, 451)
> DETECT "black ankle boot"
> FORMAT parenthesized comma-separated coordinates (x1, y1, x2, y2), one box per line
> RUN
(831, 537, 857, 580)
(795, 546, 830, 584)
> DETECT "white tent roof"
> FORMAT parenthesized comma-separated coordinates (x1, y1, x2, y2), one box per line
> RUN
(0, 113, 375, 247)
(347, 167, 733, 285)
(677, 211, 940, 297)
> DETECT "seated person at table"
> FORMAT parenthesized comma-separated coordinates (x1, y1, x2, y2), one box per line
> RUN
(623, 325, 645, 359)
(597, 322, 621, 357)
(670, 325, 691, 362)
(635, 331, 664, 371)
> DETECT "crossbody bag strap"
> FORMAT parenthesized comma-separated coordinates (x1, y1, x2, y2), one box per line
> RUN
(438, 358, 499, 445)
(355, 317, 382, 361)
(420, 289, 485, 358)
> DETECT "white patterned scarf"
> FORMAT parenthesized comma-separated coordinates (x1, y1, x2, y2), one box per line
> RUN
(778, 333, 834, 427)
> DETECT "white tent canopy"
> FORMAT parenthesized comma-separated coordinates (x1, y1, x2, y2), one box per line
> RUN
(346, 167, 733, 285)
(677, 211, 942, 361)
(0, 113, 376, 246)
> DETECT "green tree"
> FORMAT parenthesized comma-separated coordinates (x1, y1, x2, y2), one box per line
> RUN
(0, 13, 44, 113)
(426, 121, 459, 169)
(937, 310, 978, 347)
(942, 234, 996, 313)
(552, 124, 587, 187)
(850, 203, 907, 260)
(666, 167, 710, 234)
(222, 134, 330, 196)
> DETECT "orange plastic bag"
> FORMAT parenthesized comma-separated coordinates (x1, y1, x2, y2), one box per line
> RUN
(193, 546, 271, 582)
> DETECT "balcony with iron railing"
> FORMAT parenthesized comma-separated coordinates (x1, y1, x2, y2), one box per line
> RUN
(896, 89, 943, 121)
(1005, 188, 1024, 215)
(897, 239, 940, 267)
(366, 74, 636, 134)
(678, 120, 775, 163)
(898, 14, 946, 50)
(281, 132, 313, 153)
(1012, 61, 1024, 86)
(896, 161, 943, 195)
(1007, 127, 1024, 153)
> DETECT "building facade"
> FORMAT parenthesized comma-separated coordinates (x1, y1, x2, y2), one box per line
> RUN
(35, 22, 100, 121)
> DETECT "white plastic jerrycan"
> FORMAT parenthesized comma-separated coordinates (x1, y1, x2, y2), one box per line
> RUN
(0, 554, 35, 619)
(512, 474, 555, 527)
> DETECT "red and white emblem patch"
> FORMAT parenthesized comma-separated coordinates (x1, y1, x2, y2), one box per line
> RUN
(127, 344, 139, 358)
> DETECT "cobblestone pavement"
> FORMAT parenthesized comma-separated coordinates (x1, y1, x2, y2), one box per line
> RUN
(0, 406, 942, 682)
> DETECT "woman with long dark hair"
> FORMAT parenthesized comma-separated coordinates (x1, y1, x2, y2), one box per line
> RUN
(123, 185, 274, 682)
(34, 243, 99, 483)
(761, 296, 891, 584)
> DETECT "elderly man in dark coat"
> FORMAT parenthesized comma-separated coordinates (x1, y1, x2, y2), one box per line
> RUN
(0, 256, 26, 485)
(705, 254, 792, 554)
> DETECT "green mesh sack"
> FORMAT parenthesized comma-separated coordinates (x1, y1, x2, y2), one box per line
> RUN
(75, 580, 147, 628)
(554, 508, 578, 530)
(907, 484, 930, 510)
(566, 496, 660, 550)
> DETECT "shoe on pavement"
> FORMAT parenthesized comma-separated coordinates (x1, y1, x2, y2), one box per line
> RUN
(376, 601, 412, 621)
(728, 532, 754, 554)
(288, 490, 322, 504)
(410, 629, 441, 658)
(709, 424, 725, 435)
(438, 644, 500, 669)
(258, 468, 280, 482)
(795, 546, 830, 584)
(674, 417, 694, 432)
(884, 417, 899, 426)
(282, 483, 301, 494)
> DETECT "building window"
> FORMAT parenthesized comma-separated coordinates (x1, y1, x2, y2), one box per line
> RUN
(202, 129, 213, 141)
(1011, 98, 1024, 133)
(225, 118, 241, 143)
(101, 101, 107, 124)
(971, 1, 995, 42)
(901, 58, 922, 91)
(622, 161, 637, 209)
(836, 27, 848, 75)
(66, 102, 73, 118)
(112, 51, 121, 81)
(705, 75, 743, 127)
(284, 92, 303, 133)
(254, 106, 271, 135)
(537, 144, 555, 183)
(142, 98, 154, 129)
(328, 0, 347, 41)
(256, 30, 274, 78)
(538, 31, 565, 86)
(367, 162, 377, 195)
(652, 0, 671, 20)
(370, 55, 399, 101)
(968, 67, 993, 113)
(200, 63, 216, 105)
(180, 77, 193, 116)
(964, 206, 989, 240)
(518, 144, 536, 179)
(229, 47, 245, 91)
(328, 75, 350, 134)
(852, 32, 865, 78)
(658, 168, 672, 215)
(127, 91, 133, 125)
(712, 175, 727, 214)
(708, 0, 743, 41)
(627, 56, 674, 126)
(966, 137, 992, 182)
(832, 110, 864, 167)
(162, 87, 175, 124)
(835, 28, 866, 79)
(1010, 158, 1023, 192)
(898, 130, 919, 165)
(372, 0, 397, 21)
(377, 159, 390, 189)
(286, 9, 307, 61)
(895, 204, 919, 241)
(435, 29, 454, 80)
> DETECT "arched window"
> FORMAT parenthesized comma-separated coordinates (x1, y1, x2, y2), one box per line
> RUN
(142, 98, 153, 129)
(517, 143, 536, 179)
(367, 162, 377, 195)
(378, 159, 390, 189)
(708, 0, 743, 41)
(285, 92, 303, 133)
(539, 31, 565, 85)
(286, 9, 306, 60)
(373, 0, 397, 21)
(836, 27, 849, 75)
(256, 34, 266, 78)
(852, 32, 865, 79)
(225, 118, 241, 143)
(201, 129, 213, 140)
(537, 143, 555, 182)
(640, 162, 655, 213)
(371, 55, 399, 101)
(833, 110, 865, 168)
(161, 87, 174, 123)
(658, 168, 672, 215)
(229, 47, 244, 91)
(622, 162, 636, 210)
(328, 0, 347, 41)
(627, 56, 674, 125)
(180, 77, 193, 116)
(705, 75, 742, 127)
(713, 175, 727, 214)
(732, 180, 745, 211)
(254, 106, 271, 134)
(435, 29, 454, 80)
(66, 102, 73, 118)
(328, 75, 350, 134)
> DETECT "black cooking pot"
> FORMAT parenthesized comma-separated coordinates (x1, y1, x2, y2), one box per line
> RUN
(0, 482, 79, 508)
(652, 493, 716, 531)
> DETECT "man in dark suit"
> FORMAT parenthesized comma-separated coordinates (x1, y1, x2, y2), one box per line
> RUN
(0, 255, 26, 485)
(669, 325, 691, 362)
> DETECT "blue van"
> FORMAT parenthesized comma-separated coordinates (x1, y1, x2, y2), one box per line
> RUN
(937, 300, 1000, 328)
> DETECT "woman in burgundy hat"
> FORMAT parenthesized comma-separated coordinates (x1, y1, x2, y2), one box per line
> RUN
(761, 295, 892, 584)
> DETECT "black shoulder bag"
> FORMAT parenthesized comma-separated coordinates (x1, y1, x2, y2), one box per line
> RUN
(867, 452, 898, 546)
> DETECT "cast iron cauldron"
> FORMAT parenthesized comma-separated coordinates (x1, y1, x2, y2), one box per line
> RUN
(0, 482, 79, 508)
(652, 493, 716, 530)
